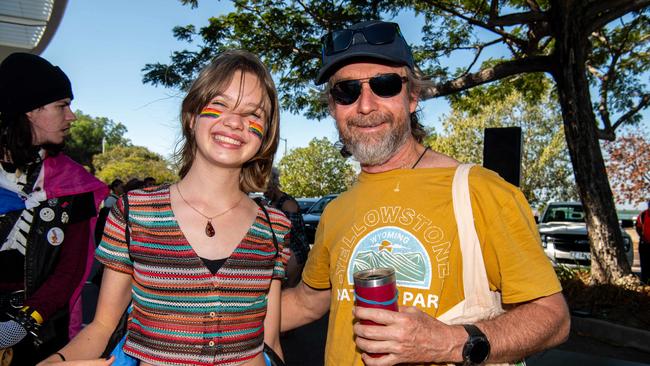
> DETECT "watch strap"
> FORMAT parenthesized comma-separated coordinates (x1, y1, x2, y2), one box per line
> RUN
(462, 324, 484, 338)
(462, 324, 490, 366)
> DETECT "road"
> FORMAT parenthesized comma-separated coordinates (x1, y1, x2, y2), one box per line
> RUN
(280, 312, 650, 366)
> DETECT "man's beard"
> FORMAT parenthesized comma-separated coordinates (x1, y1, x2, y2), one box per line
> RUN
(337, 111, 410, 166)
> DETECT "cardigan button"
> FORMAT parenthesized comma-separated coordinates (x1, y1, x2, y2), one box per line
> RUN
(208, 341, 215, 347)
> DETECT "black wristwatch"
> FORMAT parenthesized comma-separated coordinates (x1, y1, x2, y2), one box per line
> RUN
(461, 324, 490, 366)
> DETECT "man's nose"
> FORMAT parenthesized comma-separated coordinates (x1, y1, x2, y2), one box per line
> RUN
(66, 106, 76, 122)
(355, 83, 378, 114)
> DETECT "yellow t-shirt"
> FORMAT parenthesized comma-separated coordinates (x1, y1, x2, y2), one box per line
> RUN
(302, 166, 561, 366)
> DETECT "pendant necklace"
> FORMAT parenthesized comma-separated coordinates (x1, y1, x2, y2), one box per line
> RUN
(175, 184, 245, 237)
(410, 146, 430, 169)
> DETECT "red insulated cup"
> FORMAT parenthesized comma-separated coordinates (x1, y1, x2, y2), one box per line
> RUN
(353, 268, 398, 357)
(353, 267, 399, 319)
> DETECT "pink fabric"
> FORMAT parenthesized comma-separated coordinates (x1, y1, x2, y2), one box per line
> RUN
(43, 154, 108, 338)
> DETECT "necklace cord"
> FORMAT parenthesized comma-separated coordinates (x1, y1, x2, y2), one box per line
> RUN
(411, 146, 430, 169)
(175, 183, 245, 220)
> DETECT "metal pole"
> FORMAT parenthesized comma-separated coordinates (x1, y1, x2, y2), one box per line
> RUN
(280, 138, 287, 156)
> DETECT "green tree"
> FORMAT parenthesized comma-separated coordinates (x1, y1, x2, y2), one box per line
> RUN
(278, 138, 356, 197)
(428, 87, 578, 207)
(64, 111, 130, 172)
(94, 145, 177, 184)
(144, 1, 650, 284)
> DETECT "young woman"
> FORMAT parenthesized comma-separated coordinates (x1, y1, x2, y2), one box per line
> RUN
(39, 50, 290, 366)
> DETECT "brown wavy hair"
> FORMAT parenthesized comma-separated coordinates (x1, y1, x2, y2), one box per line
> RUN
(176, 50, 280, 192)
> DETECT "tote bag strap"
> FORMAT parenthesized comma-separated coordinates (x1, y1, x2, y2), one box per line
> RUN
(451, 164, 492, 299)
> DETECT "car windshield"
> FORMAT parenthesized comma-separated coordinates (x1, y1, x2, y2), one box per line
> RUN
(306, 196, 335, 215)
(542, 205, 585, 223)
(297, 199, 317, 213)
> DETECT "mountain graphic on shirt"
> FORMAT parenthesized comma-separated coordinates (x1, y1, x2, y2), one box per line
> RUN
(352, 249, 427, 283)
(347, 226, 432, 289)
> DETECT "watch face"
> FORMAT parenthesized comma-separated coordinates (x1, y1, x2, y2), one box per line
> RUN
(469, 339, 490, 363)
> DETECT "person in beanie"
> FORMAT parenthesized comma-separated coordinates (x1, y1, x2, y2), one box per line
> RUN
(280, 20, 569, 365)
(0, 53, 107, 365)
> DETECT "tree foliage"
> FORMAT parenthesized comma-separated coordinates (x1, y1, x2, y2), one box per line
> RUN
(93, 145, 177, 184)
(64, 111, 130, 172)
(144, 0, 650, 284)
(427, 84, 577, 207)
(277, 137, 356, 197)
(144, 1, 649, 132)
(603, 131, 650, 205)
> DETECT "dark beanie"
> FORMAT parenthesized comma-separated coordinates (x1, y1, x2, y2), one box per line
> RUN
(0, 53, 73, 114)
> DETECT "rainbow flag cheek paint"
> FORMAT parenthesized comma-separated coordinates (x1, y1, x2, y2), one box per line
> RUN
(248, 121, 264, 139)
(199, 107, 222, 119)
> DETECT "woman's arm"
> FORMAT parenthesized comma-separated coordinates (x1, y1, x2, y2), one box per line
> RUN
(38, 268, 132, 364)
(263, 279, 283, 360)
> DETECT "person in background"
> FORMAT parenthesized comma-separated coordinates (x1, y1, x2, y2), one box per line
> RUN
(0, 53, 107, 365)
(264, 167, 309, 287)
(636, 199, 650, 283)
(39, 50, 289, 366)
(102, 179, 124, 209)
(123, 178, 144, 193)
(96, 179, 124, 245)
(281, 20, 570, 366)
(142, 177, 156, 188)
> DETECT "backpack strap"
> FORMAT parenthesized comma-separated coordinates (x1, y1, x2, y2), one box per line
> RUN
(122, 193, 133, 262)
(254, 198, 279, 256)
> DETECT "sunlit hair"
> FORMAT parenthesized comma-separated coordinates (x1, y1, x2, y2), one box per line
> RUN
(323, 64, 430, 144)
(404, 66, 430, 143)
(176, 50, 280, 192)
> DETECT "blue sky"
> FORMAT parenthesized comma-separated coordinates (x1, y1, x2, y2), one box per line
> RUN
(40, 0, 449, 160)
(39, 0, 648, 201)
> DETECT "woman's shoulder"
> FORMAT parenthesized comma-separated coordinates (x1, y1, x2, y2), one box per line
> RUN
(122, 184, 171, 207)
(260, 205, 291, 230)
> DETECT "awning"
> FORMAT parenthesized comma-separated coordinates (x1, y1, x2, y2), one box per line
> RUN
(0, 0, 68, 61)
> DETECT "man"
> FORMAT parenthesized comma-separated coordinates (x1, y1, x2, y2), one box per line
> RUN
(281, 20, 570, 366)
(0, 53, 107, 364)
(95, 179, 124, 247)
(636, 200, 650, 283)
(103, 179, 124, 209)
(264, 168, 309, 287)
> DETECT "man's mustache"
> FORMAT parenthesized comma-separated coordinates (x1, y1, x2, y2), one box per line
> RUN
(347, 113, 392, 128)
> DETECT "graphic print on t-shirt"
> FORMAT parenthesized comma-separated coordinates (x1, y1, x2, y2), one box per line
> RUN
(347, 226, 432, 289)
(332, 205, 451, 310)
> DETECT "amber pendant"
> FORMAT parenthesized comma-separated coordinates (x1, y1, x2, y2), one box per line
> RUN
(205, 220, 215, 237)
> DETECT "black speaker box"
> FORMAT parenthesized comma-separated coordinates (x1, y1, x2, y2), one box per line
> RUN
(482, 127, 522, 187)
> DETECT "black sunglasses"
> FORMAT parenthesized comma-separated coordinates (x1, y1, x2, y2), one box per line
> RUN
(329, 73, 408, 105)
(321, 22, 401, 56)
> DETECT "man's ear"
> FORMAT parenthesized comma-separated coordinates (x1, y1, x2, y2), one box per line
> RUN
(409, 91, 419, 114)
(328, 99, 336, 117)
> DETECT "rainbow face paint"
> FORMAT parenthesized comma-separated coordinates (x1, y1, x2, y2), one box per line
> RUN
(248, 121, 264, 139)
(199, 107, 222, 119)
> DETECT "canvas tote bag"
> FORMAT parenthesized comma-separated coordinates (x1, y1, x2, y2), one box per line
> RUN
(436, 164, 523, 366)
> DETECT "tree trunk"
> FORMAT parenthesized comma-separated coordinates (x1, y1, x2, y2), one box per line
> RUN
(550, 0, 637, 285)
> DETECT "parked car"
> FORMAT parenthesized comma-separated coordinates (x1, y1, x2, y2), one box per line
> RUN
(538, 201, 633, 267)
(303, 194, 339, 244)
(296, 197, 320, 214)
